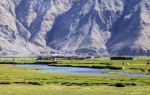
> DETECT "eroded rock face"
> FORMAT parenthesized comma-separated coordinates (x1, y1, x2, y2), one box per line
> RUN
(0, 0, 149, 56)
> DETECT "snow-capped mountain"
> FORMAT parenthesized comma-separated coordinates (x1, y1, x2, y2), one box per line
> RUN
(0, 0, 150, 56)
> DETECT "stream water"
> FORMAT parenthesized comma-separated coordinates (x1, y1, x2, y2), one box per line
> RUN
(16, 64, 150, 77)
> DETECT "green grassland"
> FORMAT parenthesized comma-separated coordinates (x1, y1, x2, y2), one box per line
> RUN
(0, 57, 51, 64)
(0, 57, 149, 95)
(0, 85, 150, 95)
(0, 57, 150, 74)
(0, 64, 149, 95)
(50, 57, 150, 74)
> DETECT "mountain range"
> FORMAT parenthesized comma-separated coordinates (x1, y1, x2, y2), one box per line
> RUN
(0, 0, 150, 56)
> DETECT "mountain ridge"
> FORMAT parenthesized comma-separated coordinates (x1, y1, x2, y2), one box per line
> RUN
(0, 0, 149, 56)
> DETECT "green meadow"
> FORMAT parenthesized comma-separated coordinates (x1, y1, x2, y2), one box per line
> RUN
(0, 57, 149, 95)
(51, 57, 150, 74)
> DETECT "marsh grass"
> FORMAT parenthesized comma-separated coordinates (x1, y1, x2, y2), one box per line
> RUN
(0, 57, 149, 95)
(0, 64, 149, 86)
(52, 57, 150, 74)
(0, 84, 149, 95)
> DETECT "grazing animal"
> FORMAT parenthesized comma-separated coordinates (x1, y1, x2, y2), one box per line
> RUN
(122, 62, 129, 65)
(122, 62, 126, 65)
(126, 63, 130, 65)
(147, 62, 150, 65)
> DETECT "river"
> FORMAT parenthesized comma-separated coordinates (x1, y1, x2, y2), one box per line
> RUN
(16, 64, 150, 77)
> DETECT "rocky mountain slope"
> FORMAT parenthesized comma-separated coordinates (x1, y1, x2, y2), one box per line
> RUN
(0, 0, 149, 56)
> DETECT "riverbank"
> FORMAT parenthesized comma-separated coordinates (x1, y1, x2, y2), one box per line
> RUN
(0, 57, 150, 74)
(15, 64, 150, 77)
(0, 64, 150, 95)
(49, 58, 150, 74)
